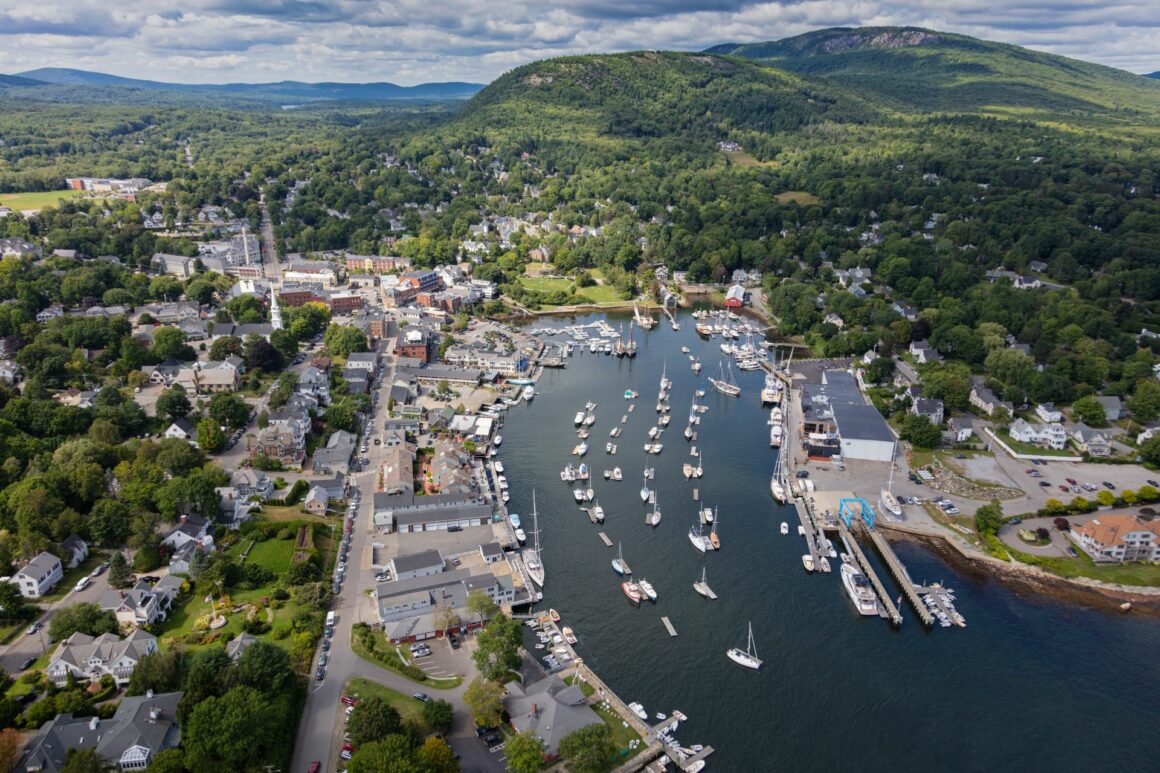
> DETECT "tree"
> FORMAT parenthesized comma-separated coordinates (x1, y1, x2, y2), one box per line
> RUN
(348, 696, 404, 747)
(231, 641, 292, 695)
(48, 603, 118, 641)
(415, 736, 458, 773)
(60, 749, 114, 773)
(245, 338, 283, 372)
(559, 724, 617, 773)
(133, 542, 162, 572)
(183, 686, 283, 770)
(156, 386, 192, 423)
(463, 676, 505, 728)
(0, 582, 29, 622)
(209, 335, 244, 362)
(1096, 490, 1116, 507)
(207, 392, 250, 429)
(347, 736, 420, 773)
(0, 728, 24, 773)
(505, 731, 546, 773)
(196, 419, 226, 452)
(1130, 380, 1160, 423)
(472, 612, 523, 681)
(900, 414, 942, 450)
(323, 324, 368, 357)
(138, 749, 187, 773)
(1071, 395, 1106, 426)
(422, 698, 454, 734)
(1141, 435, 1160, 466)
(107, 551, 133, 588)
(126, 649, 185, 696)
(152, 326, 195, 361)
(973, 500, 1004, 535)
(466, 588, 499, 624)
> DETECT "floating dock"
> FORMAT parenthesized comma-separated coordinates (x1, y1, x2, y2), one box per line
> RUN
(865, 527, 934, 628)
(661, 617, 678, 637)
(794, 501, 830, 572)
(692, 488, 699, 502)
(621, 415, 628, 423)
(598, 532, 613, 547)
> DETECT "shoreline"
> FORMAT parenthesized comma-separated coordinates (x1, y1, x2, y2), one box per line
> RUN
(877, 522, 1160, 617)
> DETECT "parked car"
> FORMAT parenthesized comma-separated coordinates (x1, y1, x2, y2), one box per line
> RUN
(1066, 477, 1078, 486)
(18, 657, 36, 671)
(1038, 481, 1051, 487)
(1147, 479, 1159, 488)
(1103, 481, 1116, 490)
(341, 695, 359, 706)
(73, 576, 91, 592)
(1009, 517, 1023, 525)
(26, 621, 41, 636)
(413, 692, 430, 702)
(316, 667, 325, 682)
(795, 470, 810, 478)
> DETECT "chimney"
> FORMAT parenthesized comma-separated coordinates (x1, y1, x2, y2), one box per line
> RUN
(150, 706, 160, 721)
(146, 689, 153, 699)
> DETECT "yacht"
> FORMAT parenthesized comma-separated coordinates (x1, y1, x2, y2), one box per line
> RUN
(574, 411, 586, 426)
(612, 542, 629, 575)
(693, 566, 717, 599)
(586, 487, 595, 502)
(525, 496, 545, 589)
(761, 373, 782, 404)
(578, 464, 590, 480)
(640, 474, 651, 503)
(802, 554, 815, 572)
(593, 502, 605, 523)
(770, 476, 787, 503)
(509, 513, 521, 530)
(627, 702, 649, 721)
(612, 467, 623, 481)
(638, 578, 658, 602)
(880, 488, 903, 518)
(522, 385, 535, 401)
(494, 461, 505, 474)
(708, 361, 741, 397)
(726, 622, 763, 670)
(841, 563, 879, 616)
(780, 522, 789, 535)
(514, 528, 527, 543)
(769, 424, 783, 447)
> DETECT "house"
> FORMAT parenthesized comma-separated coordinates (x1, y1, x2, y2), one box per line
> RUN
(46, 629, 157, 687)
(724, 284, 746, 308)
(381, 444, 417, 495)
(0, 358, 20, 384)
(911, 397, 945, 426)
(1094, 396, 1123, 421)
(17, 690, 184, 772)
(970, 384, 1013, 417)
(1009, 418, 1067, 450)
(395, 326, 433, 363)
(225, 632, 260, 661)
(430, 439, 476, 495)
(12, 552, 63, 598)
(1015, 275, 1042, 290)
(303, 486, 329, 515)
(312, 430, 357, 474)
(480, 541, 504, 564)
(164, 417, 197, 442)
(36, 304, 64, 324)
(908, 340, 942, 364)
(314, 473, 347, 500)
(835, 266, 873, 288)
(152, 252, 197, 277)
(231, 469, 274, 500)
(1029, 260, 1048, 273)
(0, 236, 41, 258)
(891, 301, 918, 321)
(389, 549, 445, 581)
(297, 366, 330, 403)
(250, 420, 307, 468)
(99, 581, 169, 627)
(1036, 403, 1063, 423)
(161, 514, 213, 551)
(58, 534, 89, 569)
(283, 261, 339, 288)
(948, 416, 977, 443)
(168, 542, 202, 576)
(823, 313, 845, 329)
(345, 351, 378, 374)
(505, 675, 603, 757)
(1072, 426, 1111, 457)
(1071, 515, 1160, 563)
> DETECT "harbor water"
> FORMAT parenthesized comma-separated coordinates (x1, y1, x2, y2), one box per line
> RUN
(496, 311, 1160, 773)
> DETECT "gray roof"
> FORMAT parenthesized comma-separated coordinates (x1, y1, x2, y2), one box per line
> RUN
(19, 551, 62, 582)
(390, 549, 444, 575)
(480, 541, 503, 558)
(394, 502, 492, 527)
(821, 370, 864, 405)
(831, 402, 896, 443)
(505, 675, 601, 755)
(347, 352, 377, 363)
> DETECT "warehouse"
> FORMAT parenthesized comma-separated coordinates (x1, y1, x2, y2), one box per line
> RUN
(831, 402, 896, 462)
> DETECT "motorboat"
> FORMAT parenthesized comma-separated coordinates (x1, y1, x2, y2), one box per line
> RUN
(573, 487, 584, 503)
(574, 411, 586, 425)
(683, 463, 694, 479)
(769, 424, 783, 447)
(691, 359, 701, 373)
(573, 442, 588, 456)
(509, 513, 521, 529)
(494, 461, 505, 473)
(613, 467, 623, 481)
(501, 491, 510, 503)
(802, 554, 815, 572)
(562, 627, 577, 645)
(514, 528, 527, 543)
(841, 563, 879, 616)
(780, 522, 789, 535)
(726, 622, 763, 670)
(577, 429, 589, 440)
(561, 464, 576, 482)
(819, 557, 831, 572)
(578, 464, 590, 480)
(622, 580, 643, 604)
(797, 525, 805, 536)
(681, 346, 690, 353)
(522, 385, 535, 401)
(624, 389, 638, 399)
(593, 502, 605, 523)
(494, 435, 503, 446)
(638, 578, 658, 602)
(603, 469, 613, 480)
(549, 609, 561, 622)
(649, 493, 661, 527)
(627, 702, 649, 720)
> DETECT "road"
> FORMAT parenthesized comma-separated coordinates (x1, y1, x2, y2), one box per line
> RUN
(0, 569, 114, 673)
(258, 190, 281, 281)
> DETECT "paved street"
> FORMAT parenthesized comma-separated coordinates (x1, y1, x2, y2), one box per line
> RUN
(0, 569, 114, 673)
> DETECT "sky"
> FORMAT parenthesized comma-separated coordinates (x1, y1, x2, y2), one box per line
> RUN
(0, 1, 1157, 85)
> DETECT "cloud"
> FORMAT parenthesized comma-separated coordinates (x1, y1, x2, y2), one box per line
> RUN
(0, 1, 1155, 84)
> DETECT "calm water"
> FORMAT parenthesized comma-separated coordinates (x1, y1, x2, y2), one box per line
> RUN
(496, 311, 1160, 773)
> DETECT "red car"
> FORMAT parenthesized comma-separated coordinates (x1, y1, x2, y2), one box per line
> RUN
(308, 763, 320, 773)
(1066, 477, 1078, 486)
(1059, 485, 1069, 492)
(341, 695, 358, 706)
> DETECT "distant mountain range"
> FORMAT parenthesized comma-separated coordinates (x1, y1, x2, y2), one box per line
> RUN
(3, 67, 483, 103)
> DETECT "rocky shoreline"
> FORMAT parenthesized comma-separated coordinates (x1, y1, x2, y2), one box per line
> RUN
(878, 522, 1160, 618)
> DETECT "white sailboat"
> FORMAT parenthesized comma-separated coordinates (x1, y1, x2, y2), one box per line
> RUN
(725, 622, 763, 670)
(639, 471, 650, 503)
(649, 491, 661, 527)
(611, 542, 629, 575)
(688, 524, 710, 553)
(525, 493, 545, 588)
(693, 566, 717, 599)
(880, 442, 902, 517)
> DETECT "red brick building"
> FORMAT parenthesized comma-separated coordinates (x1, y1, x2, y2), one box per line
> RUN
(328, 293, 364, 314)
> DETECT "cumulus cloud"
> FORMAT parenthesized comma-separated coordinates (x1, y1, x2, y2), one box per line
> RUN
(0, 0, 1155, 83)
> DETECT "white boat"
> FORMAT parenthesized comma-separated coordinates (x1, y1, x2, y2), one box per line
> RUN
(726, 622, 763, 670)
(578, 464, 590, 480)
(709, 361, 741, 397)
(611, 542, 627, 575)
(638, 578, 657, 602)
(522, 385, 535, 401)
(603, 469, 612, 480)
(627, 702, 649, 721)
(682, 463, 695, 479)
(841, 563, 879, 616)
(681, 346, 690, 354)
(494, 435, 503, 446)
(797, 525, 805, 536)
(691, 359, 702, 373)
(689, 524, 710, 553)
(694, 449, 703, 478)
(560, 464, 576, 482)
(515, 528, 527, 543)
(501, 490, 510, 503)
(693, 566, 717, 599)
(819, 557, 831, 572)
(509, 513, 521, 529)
(684, 424, 693, 440)
(648, 426, 660, 440)
(494, 461, 505, 474)
(573, 442, 588, 456)
(880, 487, 903, 518)
(574, 411, 586, 425)
(593, 502, 605, 523)
(701, 506, 714, 524)
(612, 467, 623, 481)
(769, 424, 783, 447)
(586, 487, 595, 502)
(526, 494, 545, 588)
(780, 521, 789, 535)
(577, 429, 589, 440)
(761, 373, 781, 404)
(802, 554, 815, 572)
(649, 492, 661, 527)
(770, 476, 786, 503)
(573, 487, 584, 503)
(640, 479, 650, 502)
(562, 626, 577, 645)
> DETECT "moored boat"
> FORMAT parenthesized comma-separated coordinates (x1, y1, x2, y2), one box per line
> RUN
(638, 578, 657, 602)
(802, 554, 815, 572)
(622, 580, 643, 604)
(841, 563, 879, 616)
(726, 621, 763, 670)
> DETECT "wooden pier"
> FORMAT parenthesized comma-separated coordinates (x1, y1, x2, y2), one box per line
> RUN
(837, 521, 903, 626)
(661, 617, 677, 637)
(794, 500, 830, 572)
(621, 414, 628, 423)
(598, 532, 613, 547)
(865, 526, 934, 628)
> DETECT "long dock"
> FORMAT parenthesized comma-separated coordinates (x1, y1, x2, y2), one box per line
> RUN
(661, 617, 677, 636)
(598, 532, 613, 547)
(837, 521, 902, 626)
(865, 527, 934, 628)
(793, 500, 830, 572)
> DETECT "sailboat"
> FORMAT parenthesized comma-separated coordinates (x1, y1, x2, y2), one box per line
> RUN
(691, 358, 701, 373)
(648, 492, 661, 527)
(659, 361, 672, 392)
(725, 622, 763, 670)
(693, 566, 717, 599)
(525, 493, 545, 588)
(770, 475, 786, 503)
(694, 448, 704, 478)
(709, 509, 721, 550)
(688, 524, 710, 553)
(611, 542, 629, 575)
(880, 442, 902, 517)
(639, 472, 650, 503)
(708, 361, 741, 397)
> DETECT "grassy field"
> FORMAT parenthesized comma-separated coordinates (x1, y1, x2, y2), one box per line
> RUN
(723, 150, 776, 168)
(344, 677, 431, 731)
(591, 699, 644, 764)
(575, 284, 626, 304)
(775, 191, 821, 205)
(230, 536, 297, 574)
(519, 276, 573, 294)
(0, 189, 90, 210)
(523, 261, 555, 275)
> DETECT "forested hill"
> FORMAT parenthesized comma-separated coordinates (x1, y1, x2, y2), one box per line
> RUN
(707, 27, 1160, 123)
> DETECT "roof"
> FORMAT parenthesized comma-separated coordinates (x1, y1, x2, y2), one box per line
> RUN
(505, 675, 602, 754)
(19, 551, 62, 581)
(390, 549, 444, 575)
(1074, 515, 1160, 547)
(225, 632, 259, 660)
(480, 541, 503, 558)
(831, 402, 896, 444)
(820, 370, 864, 405)
(393, 502, 492, 527)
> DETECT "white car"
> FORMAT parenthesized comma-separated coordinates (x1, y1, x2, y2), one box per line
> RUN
(73, 576, 92, 592)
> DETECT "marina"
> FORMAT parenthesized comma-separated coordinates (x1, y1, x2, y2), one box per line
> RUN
(497, 309, 1157, 773)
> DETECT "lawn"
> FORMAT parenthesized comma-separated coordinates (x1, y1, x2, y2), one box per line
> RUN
(0, 189, 91, 210)
(1008, 545, 1160, 586)
(519, 276, 573, 294)
(775, 191, 821, 205)
(575, 284, 626, 305)
(995, 430, 1077, 457)
(155, 583, 312, 651)
(230, 536, 297, 574)
(344, 677, 431, 731)
(591, 699, 644, 764)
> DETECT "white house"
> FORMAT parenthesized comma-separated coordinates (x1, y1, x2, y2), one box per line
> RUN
(12, 552, 64, 598)
(59, 534, 90, 570)
(1035, 403, 1063, 423)
(161, 514, 213, 551)
(908, 340, 942, 364)
(1071, 515, 1160, 563)
(163, 418, 197, 442)
(1009, 418, 1067, 450)
(1072, 426, 1111, 457)
(46, 630, 158, 687)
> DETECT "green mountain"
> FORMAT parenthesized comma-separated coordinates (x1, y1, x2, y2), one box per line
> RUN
(0, 74, 40, 87)
(707, 27, 1160, 122)
(9, 67, 483, 103)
